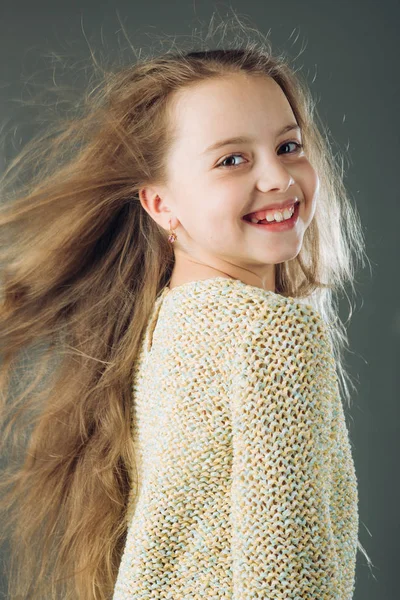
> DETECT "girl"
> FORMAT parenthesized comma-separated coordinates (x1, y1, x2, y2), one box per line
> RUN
(0, 16, 372, 600)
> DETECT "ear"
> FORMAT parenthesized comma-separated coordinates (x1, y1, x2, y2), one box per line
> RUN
(138, 187, 178, 230)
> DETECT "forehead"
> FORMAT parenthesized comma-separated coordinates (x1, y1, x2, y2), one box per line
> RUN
(167, 73, 295, 154)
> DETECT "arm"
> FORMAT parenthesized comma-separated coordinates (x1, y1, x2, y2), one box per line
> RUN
(328, 386, 359, 599)
(230, 299, 347, 599)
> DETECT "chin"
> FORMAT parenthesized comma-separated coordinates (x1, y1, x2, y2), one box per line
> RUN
(263, 248, 302, 265)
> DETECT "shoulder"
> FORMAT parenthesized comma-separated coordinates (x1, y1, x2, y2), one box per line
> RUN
(159, 277, 330, 349)
(153, 278, 337, 393)
(160, 276, 324, 324)
(160, 276, 289, 315)
(227, 288, 337, 392)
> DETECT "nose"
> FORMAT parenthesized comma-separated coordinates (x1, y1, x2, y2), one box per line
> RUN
(256, 155, 295, 193)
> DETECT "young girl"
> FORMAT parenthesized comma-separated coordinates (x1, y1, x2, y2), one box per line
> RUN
(0, 17, 372, 600)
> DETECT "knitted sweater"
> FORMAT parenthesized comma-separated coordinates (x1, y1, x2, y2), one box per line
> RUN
(112, 277, 359, 600)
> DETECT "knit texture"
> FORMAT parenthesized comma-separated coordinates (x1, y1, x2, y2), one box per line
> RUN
(112, 277, 359, 600)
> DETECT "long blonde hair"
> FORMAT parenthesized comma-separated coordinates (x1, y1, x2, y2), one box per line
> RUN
(0, 14, 372, 600)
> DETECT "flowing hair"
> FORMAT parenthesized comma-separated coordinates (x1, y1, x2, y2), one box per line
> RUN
(0, 12, 373, 600)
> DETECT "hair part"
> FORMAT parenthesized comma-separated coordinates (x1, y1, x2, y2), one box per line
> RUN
(0, 12, 373, 599)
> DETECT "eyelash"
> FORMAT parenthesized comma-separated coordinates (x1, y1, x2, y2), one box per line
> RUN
(216, 141, 304, 169)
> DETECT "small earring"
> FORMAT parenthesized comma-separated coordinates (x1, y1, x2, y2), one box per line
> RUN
(168, 219, 177, 244)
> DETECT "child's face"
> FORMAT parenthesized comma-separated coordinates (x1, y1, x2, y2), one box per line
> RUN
(157, 73, 318, 286)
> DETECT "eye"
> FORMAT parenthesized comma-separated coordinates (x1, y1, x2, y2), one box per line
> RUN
(216, 141, 304, 169)
(216, 154, 247, 169)
(279, 141, 304, 155)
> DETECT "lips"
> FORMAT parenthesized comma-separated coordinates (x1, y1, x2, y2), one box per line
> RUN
(243, 199, 300, 230)
(244, 198, 300, 221)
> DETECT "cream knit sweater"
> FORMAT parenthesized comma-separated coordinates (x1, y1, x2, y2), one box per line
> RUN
(112, 277, 359, 599)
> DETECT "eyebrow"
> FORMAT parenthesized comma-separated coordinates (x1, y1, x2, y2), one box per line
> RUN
(202, 123, 301, 155)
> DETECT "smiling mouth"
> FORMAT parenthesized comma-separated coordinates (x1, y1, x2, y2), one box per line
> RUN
(243, 200, 300, 224)
(242, 200, 300, 230)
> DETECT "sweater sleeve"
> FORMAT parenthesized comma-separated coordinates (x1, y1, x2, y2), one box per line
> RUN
(230, 299, 349, 600)
(328, 385, 359, 598)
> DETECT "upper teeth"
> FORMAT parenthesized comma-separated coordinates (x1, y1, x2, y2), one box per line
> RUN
(249, 204, 295, 224)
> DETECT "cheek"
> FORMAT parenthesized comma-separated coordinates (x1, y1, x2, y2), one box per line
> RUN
(302, 164, 319, 206)
(212, 186, 248, 222)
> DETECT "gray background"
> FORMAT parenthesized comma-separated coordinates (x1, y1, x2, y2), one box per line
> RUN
(0, 1, 398, 598)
